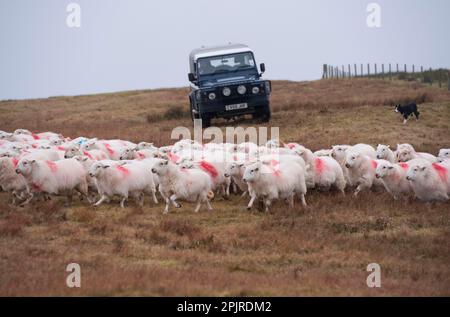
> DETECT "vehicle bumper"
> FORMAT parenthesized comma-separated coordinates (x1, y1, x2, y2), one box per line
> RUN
(196, 95, 270, 118)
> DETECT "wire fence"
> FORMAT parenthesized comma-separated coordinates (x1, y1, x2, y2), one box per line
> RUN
(322, 63, 450, 90)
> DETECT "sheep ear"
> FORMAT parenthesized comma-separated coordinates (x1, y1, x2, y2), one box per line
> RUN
(388, 166, 394, 169)
(421, 166, 426, 171)
(31, 160, 36, 164)
(387, 145, 390, 149)
(103, 165, 110, 169)
(83, 157, 88, 161)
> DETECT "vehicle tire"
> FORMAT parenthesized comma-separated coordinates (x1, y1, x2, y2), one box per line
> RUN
(200, 114, 211, 128)
(253, 105, 271, 123)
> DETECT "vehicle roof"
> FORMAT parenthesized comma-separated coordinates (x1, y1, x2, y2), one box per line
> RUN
(189, 43, 253, 73)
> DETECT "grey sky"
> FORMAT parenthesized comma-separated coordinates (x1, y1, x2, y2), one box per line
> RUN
(0, 0, 449, 100)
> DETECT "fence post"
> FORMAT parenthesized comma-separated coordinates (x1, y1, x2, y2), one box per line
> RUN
(389, 63, 392, 80)
(375, 63, 377, 76)
(361, 64, 363, 76)
(367, 64, 370, 77)
(323, 64, 328, 79)
(404, 64, 407, 73)
(381, 64, 385, 79)
(412, 65, 415, 73)
(421, 66, 424, 83)
(396, 63, 399, 73)
(448, 71, 450, 91)
(348, 64, 351, 78)
(429, 67, 433, 85)
(439, 70, 442, 88)
(342, 65, 345, 78)
(354, 64, 357, 77)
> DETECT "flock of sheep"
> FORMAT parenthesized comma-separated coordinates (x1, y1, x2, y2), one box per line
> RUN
(0, 128, 449, 213)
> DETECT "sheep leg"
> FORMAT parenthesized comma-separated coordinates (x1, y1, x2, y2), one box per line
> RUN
(169, 194, 181, 208)
(264, 198, 271, 212)
(151, 190, 158, 204)
(288, 194, 294, 208)
(120, 194, 128, 208)
(94, 194, 108, 206)
(239, 191, 248, 200)
(19, 192, 34, 207)
(205, 198, 213, 211)
(299, 193, 307, 207)
(247, 193, 256, 210)
(163, 197, 170, 214)
(194, 193, 205, 213)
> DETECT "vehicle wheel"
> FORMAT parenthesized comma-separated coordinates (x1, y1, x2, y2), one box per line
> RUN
(253, 105, 271, 123)
(200, 114, 211, 128)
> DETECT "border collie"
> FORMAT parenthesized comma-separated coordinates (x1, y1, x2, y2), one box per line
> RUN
(394, 103, 420, 124)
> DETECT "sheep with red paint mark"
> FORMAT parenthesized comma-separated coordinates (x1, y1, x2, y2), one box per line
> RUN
(295, 146, 346, 193)
(0, 157, 30, 205)
(344, 150, 383, 196)
(243, 160, 307, 212)
(375, 160, 412, 199)
(81, 139, 136, 160)
(118, 147, 159, 161)
(64, 144, 109, 160)
(151, 159, 213, 213)
(406, 159, 450, 201)
(15, 158, 91, 206)
(89, 160, 158, 208)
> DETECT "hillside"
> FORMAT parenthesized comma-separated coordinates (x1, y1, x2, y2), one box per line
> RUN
(0, 79, 449, 296)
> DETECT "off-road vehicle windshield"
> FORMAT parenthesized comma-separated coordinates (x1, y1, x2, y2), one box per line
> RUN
(197, 52, 258, 87)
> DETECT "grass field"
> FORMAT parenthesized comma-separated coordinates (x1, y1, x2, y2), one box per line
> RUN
(0, 79, 449, 296)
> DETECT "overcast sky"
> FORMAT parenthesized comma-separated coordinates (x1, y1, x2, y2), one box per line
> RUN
(0, 0, 449, 100)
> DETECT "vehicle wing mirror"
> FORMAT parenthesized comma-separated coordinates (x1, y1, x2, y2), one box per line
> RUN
(188, 73, 196, 82)
(260, 63, 266, 74)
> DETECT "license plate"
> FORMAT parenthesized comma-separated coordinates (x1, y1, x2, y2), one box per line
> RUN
(225, 103, 248, 111)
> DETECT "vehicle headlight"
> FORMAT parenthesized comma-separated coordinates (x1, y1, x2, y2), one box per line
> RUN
(252, 86, 260, 94)
(208, 92, 216, 100)
(265, 81, 271, 94)
(222, 87, 231, 97)
(237, 85, 246, 95)
(195, 91, 201, 100)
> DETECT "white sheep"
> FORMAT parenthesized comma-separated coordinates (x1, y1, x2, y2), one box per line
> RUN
(375, 160, 412, 199)
(345, 151, 382, 196)
(396, 144, 436, 162)
(151, 159, 213, 213)
(243, 160, 307, 212)
(314, 149, 332, 157)
(89, 160, 158, 208)
(64, 144, 109, 160)
(406, 160, 450, 201)
(15, 158, 91, 206)
(295, 146, 346, 193)
(0, 157, 30, 205)
(118, 147, 158, 160)
(438, 149, 450, 159)
(376, 144, 397, 162)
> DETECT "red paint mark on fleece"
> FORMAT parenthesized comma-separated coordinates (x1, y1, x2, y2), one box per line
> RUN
(199, 161, 218, 178)
(46, 161, 58, 173)
(103, 143, 115, 156)
(31, 183, 42, 192)
(398, 163, 409, 171)
(83, 151, 94, 160)
(168, 152, 180, 163)
(286, 143, 296, 149)
(371, 160, 378, 169)
(116, 165, 130, 176)
(315, 157, 326, 175)
(57, 146, 66, 151)
(31, 144, 38, 148)
(268, 160, 281, 177)
(11, 158, 19, 167)
(432, 163, 448, 182)
(137, 152, 145, 160)
(31, 133, 40, 140)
